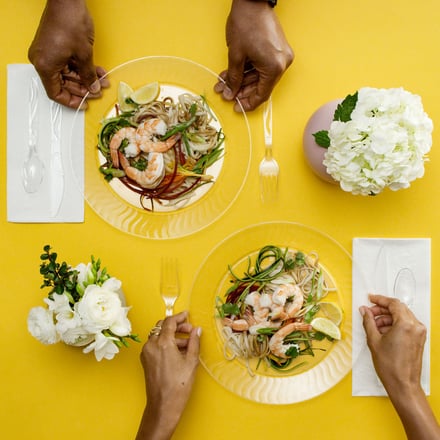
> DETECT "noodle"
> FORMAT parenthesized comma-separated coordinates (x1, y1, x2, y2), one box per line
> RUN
(216, 245, 341, 375)
(97, 85, 224, 211)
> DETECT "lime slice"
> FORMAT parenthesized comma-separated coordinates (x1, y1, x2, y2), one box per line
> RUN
(311, 317, 341, 340)
(130, 81, 160, 105)
(318, 302, 343, 326)
(118, 81, 135, 111)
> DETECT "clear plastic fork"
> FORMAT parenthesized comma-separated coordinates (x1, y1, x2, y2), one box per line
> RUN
(259, 96, 279, 203)
(160, 257, 180, 317)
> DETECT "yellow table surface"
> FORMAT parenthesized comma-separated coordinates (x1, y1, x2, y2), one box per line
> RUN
(2, 0, 440, 438)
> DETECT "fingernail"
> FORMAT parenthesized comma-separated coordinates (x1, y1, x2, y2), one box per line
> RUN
(359, 306, 365, 317)
(196, 327, 202, 337)
(223, 86, 234, 100)
(89, 79, 101, 94)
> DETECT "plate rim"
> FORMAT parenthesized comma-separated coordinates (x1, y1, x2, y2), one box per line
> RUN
(69, 55, 252, 239)
(190, 221, 353, 404)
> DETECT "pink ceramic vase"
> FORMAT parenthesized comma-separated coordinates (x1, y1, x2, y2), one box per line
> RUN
(302, 99, 342, 183)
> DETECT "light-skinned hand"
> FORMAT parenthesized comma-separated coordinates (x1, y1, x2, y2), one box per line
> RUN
(136, 311, 201, 440)
(360, 294, 440, 440)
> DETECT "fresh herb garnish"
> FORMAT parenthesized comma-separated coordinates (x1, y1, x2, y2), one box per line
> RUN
(312, 91, 359, 148)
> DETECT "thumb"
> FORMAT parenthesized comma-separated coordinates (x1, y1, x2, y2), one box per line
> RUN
(76, 52, 101, 94)
(360, 306, 380, 346)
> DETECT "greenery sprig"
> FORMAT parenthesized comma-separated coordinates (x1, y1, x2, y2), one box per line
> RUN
(40, 245, 79, 299)
(39, 245, 111, 303)
(313, 91, 359, 148)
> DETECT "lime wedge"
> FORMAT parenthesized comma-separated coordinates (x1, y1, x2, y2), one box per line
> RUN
(118, 81, 135, 111)
(130, 81, 160, 105)
(311, 317, 341, 340)
(318, 302, 343, 326)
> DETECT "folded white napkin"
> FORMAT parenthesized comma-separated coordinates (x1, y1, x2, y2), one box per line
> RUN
(352, 238, 430, 396)
(7, 64, 84, 223)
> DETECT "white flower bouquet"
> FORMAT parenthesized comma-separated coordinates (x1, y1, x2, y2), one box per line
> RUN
(27, 245, 139, 361)
(313, 87, 433, 195)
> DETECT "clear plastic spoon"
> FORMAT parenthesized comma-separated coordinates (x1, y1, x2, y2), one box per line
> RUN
(393, 267, 416, 307)
(22, 77, 45, 193)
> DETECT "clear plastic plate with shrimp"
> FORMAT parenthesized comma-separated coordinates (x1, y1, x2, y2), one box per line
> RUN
(190, 222, 352, 404)
(98, 84, 225, 213)
(69, 56, 251, 239)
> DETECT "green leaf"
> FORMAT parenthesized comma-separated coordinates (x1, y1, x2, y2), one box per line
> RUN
(312, 130, 331, 148)
(285, 345, 300, 358)
(333, 91, 358, 122)
(256, 327, 276, 336)
(221, 302, 240, 316)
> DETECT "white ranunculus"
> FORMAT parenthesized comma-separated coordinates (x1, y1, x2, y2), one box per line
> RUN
(109, 306, 132, 336)
(76, 284, 124, 333)
(55, 307, 82, 334)
(83, 333, 120, 361)
(323, 87, 433, 196)
(44, 293, 71, 315)
(27, 307, 60, 345)
(60, 325, 95, 346)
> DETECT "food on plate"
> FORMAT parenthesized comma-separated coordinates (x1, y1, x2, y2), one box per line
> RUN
(216, 245, 343, 375)
(97, 81, 224, 210)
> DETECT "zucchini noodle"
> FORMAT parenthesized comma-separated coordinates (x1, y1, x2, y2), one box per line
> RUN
(98, 86, 224, 211)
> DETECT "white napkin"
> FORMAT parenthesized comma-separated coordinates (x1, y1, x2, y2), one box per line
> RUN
(352, 238, 430, 396)
(7, 64, 84, 223)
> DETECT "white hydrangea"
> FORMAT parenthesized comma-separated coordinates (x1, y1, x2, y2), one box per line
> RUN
(323, 87, 433, 195)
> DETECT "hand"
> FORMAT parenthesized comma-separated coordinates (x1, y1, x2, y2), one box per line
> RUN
(136, 311, 201, 440)
(360, 294, 426, 394)
(28, 0, 109, 109)
(214, 0, 293, 112)
(360, 295, 440, 440)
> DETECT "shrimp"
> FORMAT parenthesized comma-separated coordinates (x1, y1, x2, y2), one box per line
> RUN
(222, 318, 249, 332)
(135, 118, 179, 153)
(119, 151, 165, 189)
(109, 127, 138, 168)
(285, 285, 304, 318)
(269, 322, 313, 359)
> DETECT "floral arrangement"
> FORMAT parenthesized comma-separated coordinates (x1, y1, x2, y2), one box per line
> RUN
(313, 87, 433, 195)
(27, 245, 139, 361)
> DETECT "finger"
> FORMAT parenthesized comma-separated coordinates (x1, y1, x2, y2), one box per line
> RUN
(61, 78, 103, 103)
(147, 319, 164, 339)
(369, 293, 413, 322)
(75, 51, 101, 94)
(223, 53, 246, 100)
(176, 337, 190, 349)
(60, 77, 90, 97)
(213, 71, 227, 94)
(96, 66, 110, 88)
(186, 326, 201, 359)
(368, 293, 399, 308)
(246, 77, 276, 111)
(37, 71, 82, 109)
(368, 305, 392, 318)
(176, 322, 193, 335)
(160, 311, 189, 338)
(377, 325, 393, 335)
(359, 306, 381, 345)
(374, 315, 393, 328)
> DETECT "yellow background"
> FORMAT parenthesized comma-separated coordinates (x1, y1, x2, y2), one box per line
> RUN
(1, 0, 439, 438)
